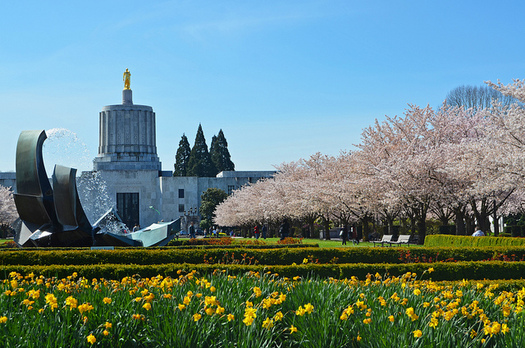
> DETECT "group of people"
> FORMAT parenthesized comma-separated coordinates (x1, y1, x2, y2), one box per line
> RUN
(188, 222, 223, 239)
(340, 225, 360, 245)
(252, 220, 287, 240)
(253, 224, 268, 239)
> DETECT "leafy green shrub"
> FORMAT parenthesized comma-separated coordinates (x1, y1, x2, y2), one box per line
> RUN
(0, 241, 17, 248)
(277, 237, 303, 245)
(424, 234, 525, 247)
(4, 245, 525, 267)
(3, 260, 525, 281)
(167, 237, 234, 246)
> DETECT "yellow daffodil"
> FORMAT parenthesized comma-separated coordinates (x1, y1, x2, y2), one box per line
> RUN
(262, 317, 274, 329)
(87, 334, 96, 345)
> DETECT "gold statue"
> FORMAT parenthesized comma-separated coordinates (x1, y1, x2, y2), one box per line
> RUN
(123, 68, 131, 90)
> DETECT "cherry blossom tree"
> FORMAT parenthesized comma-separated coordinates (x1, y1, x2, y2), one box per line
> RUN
(215, 77, 525, 241)
(0, 185, 18, 238)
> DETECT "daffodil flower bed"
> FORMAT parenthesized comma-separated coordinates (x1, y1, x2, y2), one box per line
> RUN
(1, 269, 524, 347)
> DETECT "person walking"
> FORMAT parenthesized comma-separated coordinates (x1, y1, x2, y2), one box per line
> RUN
(254, 225, 260, 239)
(262, 225, 267, 239)
(189, 221, 196, 239)
(352, 225, 360, 245)
(341, 225, 349, 245)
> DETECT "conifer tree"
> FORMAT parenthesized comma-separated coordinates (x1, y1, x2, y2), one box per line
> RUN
(210, 129, 235, 174)
(173, 134, 191, 176)
(209, 135, 219, 176)
(187, 124, 217, 177)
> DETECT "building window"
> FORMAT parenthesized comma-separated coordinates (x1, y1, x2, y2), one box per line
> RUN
(228, 185, 235, 195)
(179, 204, 185, 213)
(178, 189, 184, 199)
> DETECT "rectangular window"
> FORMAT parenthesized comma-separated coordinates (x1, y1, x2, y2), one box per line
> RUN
(178, 189, 184, 199)
(179, 204, 185, 213)
(228, 185, 235, 195)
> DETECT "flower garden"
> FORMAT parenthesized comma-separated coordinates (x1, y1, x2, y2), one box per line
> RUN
(1, 235, 525, 347)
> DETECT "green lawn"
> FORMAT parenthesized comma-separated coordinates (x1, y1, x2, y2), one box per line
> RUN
(235, 237, 377, 248)
(232, 237, 426, 248)
(0, 237, 419, 248)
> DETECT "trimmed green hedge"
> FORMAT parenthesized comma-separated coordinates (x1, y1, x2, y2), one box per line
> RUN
(425, 234, 525, 247)
(2, 261, 525, 282)
(2, 246, 525, 266)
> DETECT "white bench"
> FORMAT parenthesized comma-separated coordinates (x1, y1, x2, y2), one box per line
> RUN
(388, 234, 411, 246)
(373, 235, 393, 247)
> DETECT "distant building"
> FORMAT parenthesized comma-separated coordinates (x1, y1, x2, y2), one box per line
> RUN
(0, 172, 16, 190)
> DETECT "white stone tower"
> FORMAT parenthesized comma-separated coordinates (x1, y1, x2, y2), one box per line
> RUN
(93, 70, 161, 171)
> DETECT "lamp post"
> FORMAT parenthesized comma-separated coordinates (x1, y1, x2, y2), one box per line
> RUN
(149, 206, 161, 221)
(183, 207, 199, 233)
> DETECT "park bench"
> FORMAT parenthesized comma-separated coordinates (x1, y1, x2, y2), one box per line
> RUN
(373, 235, 393, 247)
(388, 234, 411, 246)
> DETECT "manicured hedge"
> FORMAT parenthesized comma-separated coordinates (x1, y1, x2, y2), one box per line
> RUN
(2, 246, 525, 266)
(1, 261, 525, 282)
(425, 234, 525, 247)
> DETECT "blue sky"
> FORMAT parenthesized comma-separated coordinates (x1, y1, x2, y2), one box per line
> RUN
(1, 1, 524, 174)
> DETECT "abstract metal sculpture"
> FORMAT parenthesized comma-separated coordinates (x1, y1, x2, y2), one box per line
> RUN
(13, 130, 178, 247)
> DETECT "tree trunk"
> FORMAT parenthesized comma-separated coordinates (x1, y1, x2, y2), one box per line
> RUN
(302, 214, 317, 239)
(454, 209, 466, 235)
(361, 214, 372, 239)
(318, 213, 331, 240)
(439, 216, 449, 227)
(492, 200, 499, 237)
(400, 217, 408, 234)
(323, 218, 331, 241)
(414, 202, 428, 245)
(417, 218, 426, 245)
(471, 199, 491, 234)
(385, 215, 395, 235)
(465, 214, 474, 235)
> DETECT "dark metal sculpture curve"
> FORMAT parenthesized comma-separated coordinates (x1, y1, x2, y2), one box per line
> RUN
(13, 130, 177, 247)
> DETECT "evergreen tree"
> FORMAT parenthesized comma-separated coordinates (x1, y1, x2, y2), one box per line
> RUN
(210, 129, 235, 174)
(173, 134, 191, 176)
(187, 124, 217, 177)
(199, 187, 228, 230)
(209, 134, 219, 171)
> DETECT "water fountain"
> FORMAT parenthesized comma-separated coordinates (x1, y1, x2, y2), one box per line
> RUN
(13, 130, 178, 247)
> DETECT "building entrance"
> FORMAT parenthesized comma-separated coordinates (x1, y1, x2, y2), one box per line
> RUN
(117, 192, 139, 230)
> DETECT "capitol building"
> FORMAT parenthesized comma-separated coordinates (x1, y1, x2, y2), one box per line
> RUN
(0, 72, 274, 231)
